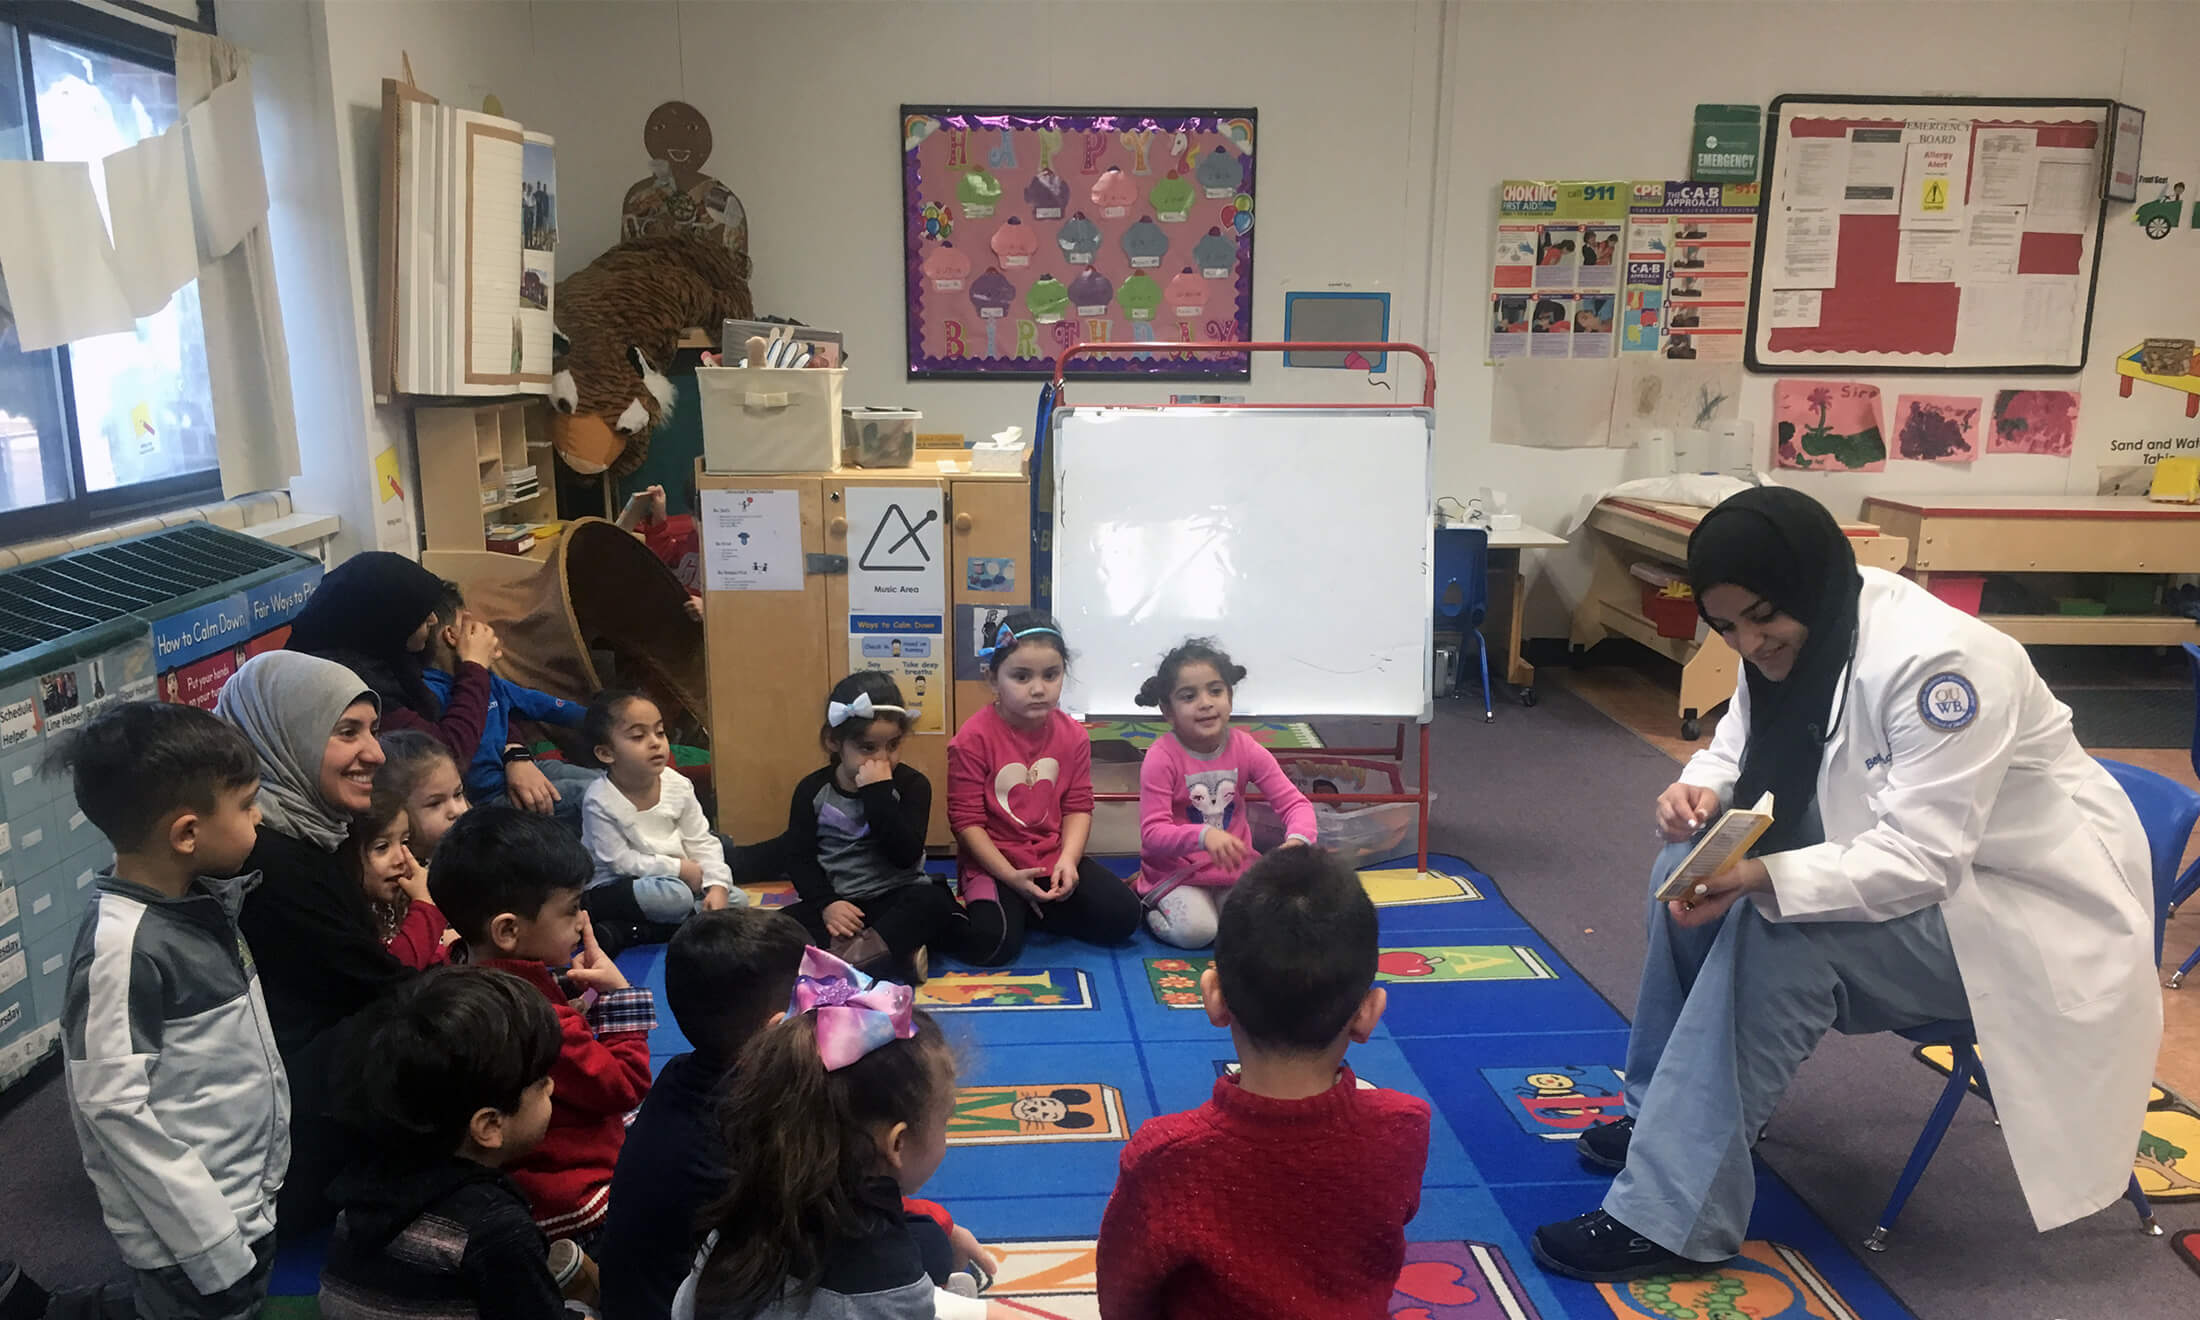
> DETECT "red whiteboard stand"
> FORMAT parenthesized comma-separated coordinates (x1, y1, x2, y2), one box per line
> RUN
(1047, 340, 1439, 877)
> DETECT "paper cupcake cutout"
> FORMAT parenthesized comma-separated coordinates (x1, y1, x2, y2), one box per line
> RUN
(1056, 213, 1102, 265)
(1091, 166, 1135, 218)
(1167, 267, 1208, 317)
(1193, 227, 1236, 278)
(957, 167, 1002, 218)
(1024, 169, 1070, 220)
(990, 217, 1038, 268)
(1069, 266, 1115, 317)
(1150, 171, 1194, 223)
(969, 267, 1016, 320)
(1026, 274, 1069, 325)
(1117, 272, 1161, 321)
(1196, 146, 1242, 199)
(1121, 217, 1169, 269)
(923, 242, 971, 292)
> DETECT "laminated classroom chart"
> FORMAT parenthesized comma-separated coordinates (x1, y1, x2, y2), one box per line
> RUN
(1489, 180, 1626, 361)
(699, 489, 801, 592)
(1751, 97, 2110, 371)
(1620, 180, 1761, 362)
(902, 106, 1256, 379)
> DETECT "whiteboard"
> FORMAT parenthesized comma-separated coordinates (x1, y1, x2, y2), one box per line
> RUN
(1051, 408, 1433, 717)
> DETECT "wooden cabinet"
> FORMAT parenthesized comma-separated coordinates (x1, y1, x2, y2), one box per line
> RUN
(414, 401, 559, 561)
(700, 462, 1030, 845)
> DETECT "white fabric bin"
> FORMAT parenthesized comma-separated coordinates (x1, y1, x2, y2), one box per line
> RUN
(699, 366, 846, 473)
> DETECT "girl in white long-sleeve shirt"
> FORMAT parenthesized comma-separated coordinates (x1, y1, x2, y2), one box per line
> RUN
(579, 691, 741, 928)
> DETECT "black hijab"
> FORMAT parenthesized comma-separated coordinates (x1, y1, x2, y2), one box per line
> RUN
(1686, 487, 1862, 855)
(285, 551, 447, 720)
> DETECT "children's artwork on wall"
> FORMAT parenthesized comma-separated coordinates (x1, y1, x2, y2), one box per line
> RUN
(1773, 379, 1886, 472)
(1989, 389, 2080, 456)
(903, 106, 1256, 379)
(621, 101, 748, 259)
(1893, 394, 1981, 463)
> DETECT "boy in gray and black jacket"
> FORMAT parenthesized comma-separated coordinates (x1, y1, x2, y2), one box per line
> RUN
(50, 702, 286, 1320)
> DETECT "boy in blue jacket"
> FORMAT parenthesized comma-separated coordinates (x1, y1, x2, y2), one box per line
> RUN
(421, 581, 597, 825)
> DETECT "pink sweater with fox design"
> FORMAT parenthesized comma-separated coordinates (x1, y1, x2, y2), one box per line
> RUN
(1136, 729, 1316, 895)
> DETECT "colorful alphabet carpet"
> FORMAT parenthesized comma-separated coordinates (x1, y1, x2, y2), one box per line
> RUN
(663, 856, 1918, 1319)
(264, 855, 1920, 1318)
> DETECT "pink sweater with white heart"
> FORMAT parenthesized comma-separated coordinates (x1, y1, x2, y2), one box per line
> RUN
(948, 704, 1095, 904)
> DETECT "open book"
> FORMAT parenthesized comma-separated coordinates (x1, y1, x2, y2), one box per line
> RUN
(377, 80, 556, 396)
(1654, 792, 1775, 903)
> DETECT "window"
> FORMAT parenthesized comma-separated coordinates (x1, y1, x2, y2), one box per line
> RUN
(0, 4, 219, 543)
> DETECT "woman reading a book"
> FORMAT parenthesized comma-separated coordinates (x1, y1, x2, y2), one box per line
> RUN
(1531, 486, 2161, 1283)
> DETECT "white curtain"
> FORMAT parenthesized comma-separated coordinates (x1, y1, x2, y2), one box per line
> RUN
(174, 29, 300, 498)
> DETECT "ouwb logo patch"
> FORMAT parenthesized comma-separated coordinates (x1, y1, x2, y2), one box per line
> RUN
(1919, 671, 1979, 731)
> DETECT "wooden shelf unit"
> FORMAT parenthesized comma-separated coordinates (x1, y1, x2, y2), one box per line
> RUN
(415, 400, 560, 565)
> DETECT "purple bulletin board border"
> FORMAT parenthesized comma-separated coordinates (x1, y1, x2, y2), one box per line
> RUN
(902, 104, 1257, 381)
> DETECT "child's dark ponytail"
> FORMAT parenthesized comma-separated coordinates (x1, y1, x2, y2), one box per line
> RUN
(697, 1009, 952, 1317)
(1135, 637, 1248, 709)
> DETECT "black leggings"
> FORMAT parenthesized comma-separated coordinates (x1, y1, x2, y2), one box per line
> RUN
(786, 881, 964, 966)
(953, 859, 1143, 966)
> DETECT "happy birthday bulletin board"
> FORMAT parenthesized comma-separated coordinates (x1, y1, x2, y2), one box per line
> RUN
(902, 105, 1257, 380)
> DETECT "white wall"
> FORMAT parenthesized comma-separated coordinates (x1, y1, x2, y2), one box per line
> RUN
(234, 0, 2196, 630)
(1434, 1, 2200, 626)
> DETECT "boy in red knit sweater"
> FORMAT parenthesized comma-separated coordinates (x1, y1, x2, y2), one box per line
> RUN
(1096, 847, 1430, 1318)
(428, 806, 655, 1244)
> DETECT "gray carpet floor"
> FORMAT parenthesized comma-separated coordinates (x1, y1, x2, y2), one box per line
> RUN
(5, 682, 2196, 1315)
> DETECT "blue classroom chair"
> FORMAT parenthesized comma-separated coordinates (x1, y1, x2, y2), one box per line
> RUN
(1433, 525, 1494, 722)
(2164, 642, 2200, 988)
(1865, 757, 2198, 1250)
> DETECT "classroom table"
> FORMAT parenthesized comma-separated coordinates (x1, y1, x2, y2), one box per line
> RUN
(1569, 497, 1909, 738)
(1438, 519, 1568, 700)
(1859, 494, 2200, 647)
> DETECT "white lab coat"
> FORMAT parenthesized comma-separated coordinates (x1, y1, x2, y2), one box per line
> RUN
(1680, 567, 2160, 1232)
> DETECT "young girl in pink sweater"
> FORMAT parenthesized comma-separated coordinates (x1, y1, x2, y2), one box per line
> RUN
(1134, 639, 1317, 948)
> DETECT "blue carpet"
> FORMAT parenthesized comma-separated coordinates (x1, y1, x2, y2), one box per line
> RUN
(269, 852, 1919, 1318)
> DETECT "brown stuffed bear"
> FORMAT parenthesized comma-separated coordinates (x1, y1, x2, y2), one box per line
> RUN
(549, 234, 753, 476)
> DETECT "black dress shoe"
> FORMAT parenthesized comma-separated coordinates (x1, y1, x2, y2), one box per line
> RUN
(1577, 1115, 1634, 1171)
(1532, 1210, 1709, 1282)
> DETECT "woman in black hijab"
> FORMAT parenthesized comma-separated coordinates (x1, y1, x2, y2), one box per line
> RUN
(286, 551, 498, 764)
(1532, 486, 2159, 1282)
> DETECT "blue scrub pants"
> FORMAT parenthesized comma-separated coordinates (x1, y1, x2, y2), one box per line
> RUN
(1604, 842, 1968, 1260)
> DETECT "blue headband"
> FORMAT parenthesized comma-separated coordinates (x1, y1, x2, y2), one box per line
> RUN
(978, 623, 1061, 664)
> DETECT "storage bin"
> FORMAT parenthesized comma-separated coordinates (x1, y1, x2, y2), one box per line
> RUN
(1249, 756, 1417, 871)
(699, 366, 846, 473)
(1922, 573, 1986, 616)
(1640, 584, 1700, 639)
(2105, 575, 2160, 615)
(843, 409, 922, 469)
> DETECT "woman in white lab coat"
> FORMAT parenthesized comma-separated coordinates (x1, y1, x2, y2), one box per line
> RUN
(1531, 485, 2161, 1282)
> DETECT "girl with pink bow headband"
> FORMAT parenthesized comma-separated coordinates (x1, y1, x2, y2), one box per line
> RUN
(678, 948, 1007, 1319)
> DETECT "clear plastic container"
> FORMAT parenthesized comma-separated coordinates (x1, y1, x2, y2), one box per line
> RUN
(842, 408, 922, 469)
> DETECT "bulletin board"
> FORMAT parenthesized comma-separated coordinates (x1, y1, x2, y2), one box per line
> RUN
(902, 105, 1257, 381)
(1748, 95, 2113, 374)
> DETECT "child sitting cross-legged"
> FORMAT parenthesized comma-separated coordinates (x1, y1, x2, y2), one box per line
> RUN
(1096, 847, 1431, 1319)
(782, 671, 961, 984)
(428, 806, 656, 1244)
(320, 966, 573, 1320)
(675, 949, 1014, 1320)
(580, 690, 738, 940)
(595, 908, 809, 1320)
